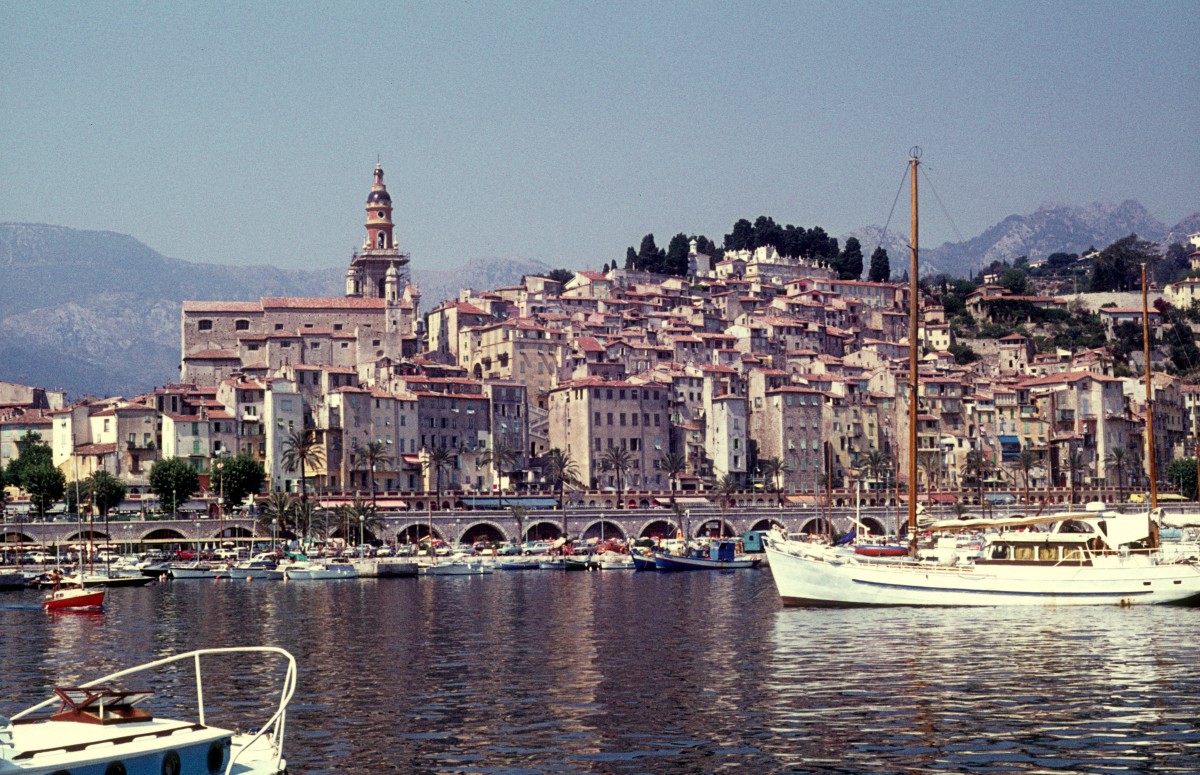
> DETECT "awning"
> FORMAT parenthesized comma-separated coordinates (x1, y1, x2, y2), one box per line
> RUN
(998, 435, 1020, 444)
(317, 498, 408, 510)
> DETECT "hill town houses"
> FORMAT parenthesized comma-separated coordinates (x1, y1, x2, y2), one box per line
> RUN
(3, 166, 1197, 511)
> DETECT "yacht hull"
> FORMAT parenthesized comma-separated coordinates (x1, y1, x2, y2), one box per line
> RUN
(766, 542, 1200, 607)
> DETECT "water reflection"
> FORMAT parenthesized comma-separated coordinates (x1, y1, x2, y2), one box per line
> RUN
(3, 574, 1200, 773)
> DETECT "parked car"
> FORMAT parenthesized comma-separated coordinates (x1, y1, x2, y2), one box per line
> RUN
(497, 543, 522, 556)
(522, 541, 552, 556)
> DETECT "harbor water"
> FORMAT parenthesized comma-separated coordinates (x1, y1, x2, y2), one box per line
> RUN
(3, 570, 1200, 773)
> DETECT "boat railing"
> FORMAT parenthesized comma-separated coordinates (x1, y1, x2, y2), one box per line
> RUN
(10, 646, 297, 775)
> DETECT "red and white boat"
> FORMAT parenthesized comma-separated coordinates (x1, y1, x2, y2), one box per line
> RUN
(43, 587, 105, 611)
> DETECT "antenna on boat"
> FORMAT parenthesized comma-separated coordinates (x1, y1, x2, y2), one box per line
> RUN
(908, 147, 921, 555)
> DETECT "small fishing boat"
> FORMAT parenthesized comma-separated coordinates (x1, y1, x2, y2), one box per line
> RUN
(563, 556, 591, 571)
(653, 540, 762, 571)
(2, 646, 294, 774)
(42, 587, 105, 611)
(0, 570, 25, 591)
(853, 544, 909, 558)
(630, 550, 657, 572)
(537, 558, 565, 570)
(425, 560, 490, 576)
(497, 557, 540, 570)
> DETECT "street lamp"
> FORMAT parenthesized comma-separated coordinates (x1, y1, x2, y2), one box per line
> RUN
(194, 521, 201, 561)
(271, 519, 277, 555)
(358, 514, 364, 550)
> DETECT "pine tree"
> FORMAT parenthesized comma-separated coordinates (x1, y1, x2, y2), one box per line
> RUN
(839, 237, 864, 279)
(624, 247, 637, 271)
(868, 246, 891, 282)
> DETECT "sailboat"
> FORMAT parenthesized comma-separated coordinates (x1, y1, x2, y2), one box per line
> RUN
(764, 150, 1200, 606)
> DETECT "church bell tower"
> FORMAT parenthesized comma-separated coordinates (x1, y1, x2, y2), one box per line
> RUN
(346, 164, 411, 298)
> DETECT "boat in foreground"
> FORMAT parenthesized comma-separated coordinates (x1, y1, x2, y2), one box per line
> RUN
(1, 646, 295, 774)
(42, 587, 105, 611)
(764, 509, 1200, 607)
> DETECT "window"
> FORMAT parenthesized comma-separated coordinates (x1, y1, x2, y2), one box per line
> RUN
(620, 413, 626, 426)
(594, 412, 601, 426)
(235, 319, 250, 331)
(274, 323, 284, 331)
(607, 412, 613, 426)
(198, 319, 213, 331)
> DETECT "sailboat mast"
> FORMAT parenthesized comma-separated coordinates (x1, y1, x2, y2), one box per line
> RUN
(908, 148, 921, 546)
(1142, 263, 1157, 508)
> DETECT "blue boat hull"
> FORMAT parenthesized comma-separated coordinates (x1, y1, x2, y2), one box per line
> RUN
(653, 553, 761, 571)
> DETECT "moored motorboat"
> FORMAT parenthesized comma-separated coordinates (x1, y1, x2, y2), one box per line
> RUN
(42, 587, 105, 611)
(2, 646, 294, 774)
(169, 561, 232, 580)
(597, 552, 635, 570)
(284, 561, 358, 580)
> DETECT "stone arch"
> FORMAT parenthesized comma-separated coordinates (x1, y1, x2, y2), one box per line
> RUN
(860, 517, 886, 535)
(525, 521, 562, 541)
(579, 520, 626, 542)
(749, 518, 785, 533)
(797, 517, 832, 535)
(459, 521, 507, 545)
(143, 528, 187, 542)
(394, 522, 445, 545)
(221, 526, 254, 540)
(638, 498, 651, 509)
(66, 530, 110, 543)
(637, 519, 678, 540)
(1, 531, 36, 544)
(693, 517, 735, 538)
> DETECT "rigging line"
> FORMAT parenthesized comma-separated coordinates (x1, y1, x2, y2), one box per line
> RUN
(876, 161, 911, 255)
(919, 165, 966, 246)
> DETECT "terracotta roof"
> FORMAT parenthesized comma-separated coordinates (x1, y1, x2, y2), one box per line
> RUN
(182, 301, 262, 313)
(261, 297, 385, 310)
(75, 442, 117, 455)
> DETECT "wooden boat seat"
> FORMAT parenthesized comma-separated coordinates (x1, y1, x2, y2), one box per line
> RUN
(51, 686, 155, 725)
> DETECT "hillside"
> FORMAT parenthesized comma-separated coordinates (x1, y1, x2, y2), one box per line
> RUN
(0, 223, 549, 398)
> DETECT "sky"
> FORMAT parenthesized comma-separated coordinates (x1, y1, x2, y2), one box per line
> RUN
(2, 1, 1197, 273)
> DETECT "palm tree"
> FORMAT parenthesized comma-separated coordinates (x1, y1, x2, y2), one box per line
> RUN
(281, 429, 324, 502)
(960, 450, 993, 511)
(293, 498, 323, 544)
(257, 492, 297, 538)
(478, 439, 521, 508)
(658, 452, 688, 510)
(1066, 448, 1087, 505)
(758, 456, 788, 507)
(1012, 449, 1038, 510)
(600, 446, 635, 509)
(338, 497, 382, 548)
(542, 448, 580, 539)
(352, 440, 395, 512)
(1105, 447, 1132, 505)
(509, 504, 528, 547)
(422, 446, 458, 513)
(713, 473, 738, 526)
(863, 449, 888, 491)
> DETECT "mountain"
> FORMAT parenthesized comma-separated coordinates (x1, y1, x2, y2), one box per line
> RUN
(840, 201, 1195, 278)
(0, 223, 549, 398)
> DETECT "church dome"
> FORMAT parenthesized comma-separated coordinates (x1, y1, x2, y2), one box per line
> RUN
(367, 189, 391, 204)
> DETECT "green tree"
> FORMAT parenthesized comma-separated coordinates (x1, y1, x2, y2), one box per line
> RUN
(999, 268, 1028, 296)
(960, 450, 993, 511)
(867, 246, 891, 282)
(281, 428, 324, 501)
(90, 470, 126, 517)
(211, 454, 265, 511)
(1065, 448, 1087, 505)
(542, 447, 580, 510)
(422, 446, 458, 512)
(637, 233, 665, 274)
(509, 504, 528, 546)
(1167, 457, 1198, 500)
(257, 492, 298, 538)
(1104, 447, 1132, 504)
(1013, 449, 1038, 508)
(149, 458, 200, 516)
(658, 452, 688, 510)
(546, 268, 575, 284)
(352, 440, 395, 512)
(624, 246, 637, 271)
(758, 456, 788, 507)
(24, 463, 65, 517)
(713, 473, 739, 525)
(600, 446, 634, 509)
(1166, 321, 1200, 374)
(1089, 234, 1158, 292)
(665, 233, 690, 277)
(839, 237, 864, 280)
(949, 343, 981, 365)
(6, 431, 52, 487)
(478, 439, 521, 507)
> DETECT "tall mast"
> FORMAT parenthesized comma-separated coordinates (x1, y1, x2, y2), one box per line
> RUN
(1142, 263, 1157, 509)
(908, 148, 921, 549)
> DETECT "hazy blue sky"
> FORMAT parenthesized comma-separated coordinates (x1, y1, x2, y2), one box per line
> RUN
(2, 1, 1196, 273)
